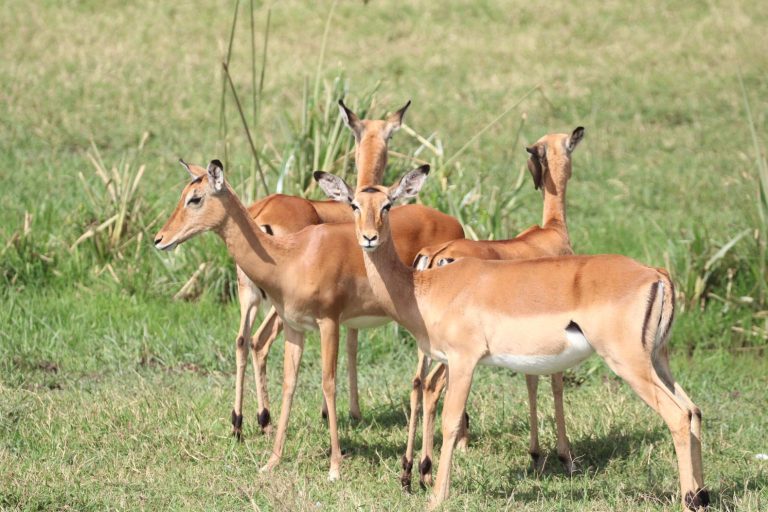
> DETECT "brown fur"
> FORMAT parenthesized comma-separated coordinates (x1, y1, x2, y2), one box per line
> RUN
(154, 161, 463, 481)
(225, 102, 461, 439)
(330, 168, 705, 510)
(405, 129, 583, 486)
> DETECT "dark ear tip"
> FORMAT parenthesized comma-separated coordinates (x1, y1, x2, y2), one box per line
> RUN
(210, 159, 223, 170)
(312, 170, 325, 181)
(525, 146, 536, 155)
(338, 99, 345, 107)
(574, 126, 585, 134)
(420, 164, 430, 175)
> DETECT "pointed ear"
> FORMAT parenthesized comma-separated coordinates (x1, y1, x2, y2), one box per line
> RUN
(566, 126, 585, 153)
(389, 164, 430, 201)
(338, 99, 363, 139)
(207, 159, 224, 192)
(384, 99, 411, 137)
(313, 171, 354, 204)
(179, 158, 199, 179)
(525, 145, 544, 190)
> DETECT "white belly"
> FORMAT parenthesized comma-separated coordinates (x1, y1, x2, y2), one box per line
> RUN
(480, 326, 595, 375)
(343, 316, 390, 329)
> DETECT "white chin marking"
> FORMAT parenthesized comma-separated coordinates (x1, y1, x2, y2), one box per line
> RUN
(158, 242, 178, 251)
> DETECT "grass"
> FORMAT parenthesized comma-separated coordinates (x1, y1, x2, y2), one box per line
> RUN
(1, 0, 768, 509)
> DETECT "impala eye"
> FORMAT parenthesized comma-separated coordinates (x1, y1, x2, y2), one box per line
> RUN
(186, 196, 202, 207)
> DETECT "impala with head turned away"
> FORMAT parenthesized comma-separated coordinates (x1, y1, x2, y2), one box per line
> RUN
(315, 166, 707, 511)
(398, 127, 584, 489)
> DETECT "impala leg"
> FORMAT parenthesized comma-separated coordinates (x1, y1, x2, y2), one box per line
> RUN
(606, 355, 705, 510)
(346, 328, 362, 421)
(655, 346, 705, 496)
(318, 319, 343, 481)
(260, 325, 304, 473)
(525, 374, 544, 473)
(402, 349, 429, 491)
(232, 269, 260, 440)
(252, 306, 282, 434)
(420, 362, 447, 488)
(428, 360, 475, 511)
(551, 372, 575, 475)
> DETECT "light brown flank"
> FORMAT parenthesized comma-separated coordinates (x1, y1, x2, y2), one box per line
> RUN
(317, 166, 706, 511)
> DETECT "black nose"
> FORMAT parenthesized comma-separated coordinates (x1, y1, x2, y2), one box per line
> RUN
(154, 236, 163, 245)
(363, 234, 378, 242)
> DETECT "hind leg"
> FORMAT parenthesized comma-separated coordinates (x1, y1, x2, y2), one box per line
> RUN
(603, 354, 706, 510)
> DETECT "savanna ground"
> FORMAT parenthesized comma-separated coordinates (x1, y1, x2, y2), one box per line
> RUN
(1, 1, 767, 510)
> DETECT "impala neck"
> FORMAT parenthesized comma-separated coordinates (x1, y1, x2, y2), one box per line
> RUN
(355, 137, 387, 189)
(361, 233, 427, 340)
(541, 164, 569, 234)
(215, 190, 285, 294)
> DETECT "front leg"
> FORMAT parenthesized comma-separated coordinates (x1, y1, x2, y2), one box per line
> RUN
(346, 328, 362, 421)
(252, 306, 282, 435)
(429, 359, 476, 510)
(551, 372, 575, 475)
(318, 318, 343, 481)
(260, 324, 303, 473)
(402, 349, 429, 491)
(525, 374, 544, 473)
(232, 268, 260, 440)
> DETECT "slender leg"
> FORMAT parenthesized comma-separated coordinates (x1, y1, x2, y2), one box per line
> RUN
(252, 306, 282, 434)
(346, 328, 362, 421)
(603, 353, 705, 510)
(420, 362, 447, 488)
(402, 349, 429, 491)
(260, 325, 304, 473)
(525, 374, 544, 472)
(428, 360, 476, 511)
(551, 372, 575, 474)
(232, 269, 260, 440)
(318, 318, 343, 481)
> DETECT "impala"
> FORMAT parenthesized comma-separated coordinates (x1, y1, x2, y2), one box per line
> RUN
(315, 166, 707, 510)
(231, 100, 430, 439)
(154, 159, 462, 481)
(404, 127, 584, 488)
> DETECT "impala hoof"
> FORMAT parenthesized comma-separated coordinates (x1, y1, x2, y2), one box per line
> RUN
(328, 468, 340, 481)
(558, 454, 577, 476)
(685, 488, 710, 510)
(400, 456, 414, 492)
(260, 457, 279, 473)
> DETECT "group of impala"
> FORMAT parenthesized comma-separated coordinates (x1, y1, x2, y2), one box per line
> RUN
(154, 100, 708, 510)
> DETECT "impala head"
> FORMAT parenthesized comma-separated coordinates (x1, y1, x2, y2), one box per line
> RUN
(338, 99, 411, 187)
(154, 159, 229, 251)
(314, 165, 430, 252)
(525, 126, 585, 192)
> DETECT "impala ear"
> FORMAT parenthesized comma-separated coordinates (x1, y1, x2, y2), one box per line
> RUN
(207, 159, 224, 192)
(384, 99, 411, 138)
(389, 164, 430, 201)
(179, 158, 200, 179)
(313, 171, 354, 204)
(525, 145, 544, 190)
(338, 99, 363, 139)
(566, 126, 585, 153)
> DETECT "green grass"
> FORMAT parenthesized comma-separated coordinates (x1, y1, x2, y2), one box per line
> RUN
(1, 0, 768, 509)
